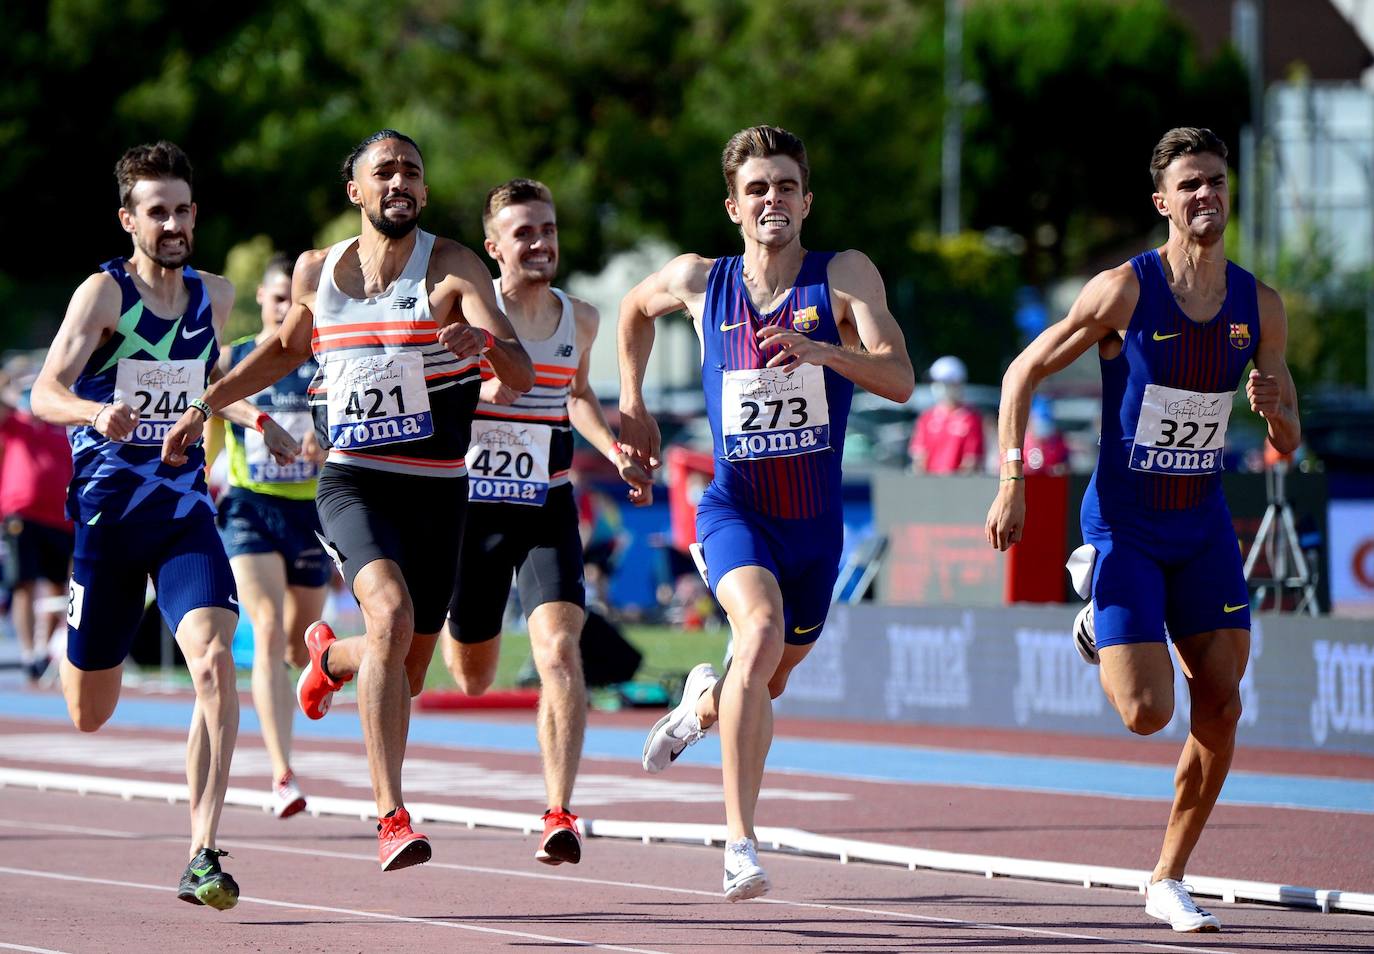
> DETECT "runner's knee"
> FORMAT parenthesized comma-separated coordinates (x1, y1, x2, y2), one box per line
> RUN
(68, 700, 114, 733)
(1117, 693, 1173, 736)
(532, 631, 583, 684)
(730, 620, 785, 688)
(187, 640, 236, 697)
(1191, 689, 1242, 746)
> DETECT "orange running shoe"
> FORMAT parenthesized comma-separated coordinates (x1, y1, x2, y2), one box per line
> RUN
(273, 770, 307, 819)
(535, 807, 582, 865)
(296, 621, 349, 720)
(378, 807, 431, 871)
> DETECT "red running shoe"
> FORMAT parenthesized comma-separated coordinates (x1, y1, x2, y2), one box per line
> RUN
(273, 770, 307, 819)
(296, 621, 349, 720)
(378, 807, 431, 871)
(535, 807, 582, 865)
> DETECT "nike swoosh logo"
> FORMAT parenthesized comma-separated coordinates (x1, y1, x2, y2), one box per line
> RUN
(720, 320, 749, 332)
(229, 596, 239, 606)
(793, 622, 823, 635)
(1153, 331, 1182, 342)
(1223, 603, 1246, 613)
(180, 324, 210, 340)
(191, 866, 213, 877)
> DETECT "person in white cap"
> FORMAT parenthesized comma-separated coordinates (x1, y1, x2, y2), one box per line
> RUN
(908, 355, 985, 474)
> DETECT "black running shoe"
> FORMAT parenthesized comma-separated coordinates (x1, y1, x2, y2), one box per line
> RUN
(177, 848, 239, 910)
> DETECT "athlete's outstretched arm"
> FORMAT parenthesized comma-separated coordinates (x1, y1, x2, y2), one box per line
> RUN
(758, 250, 914, 402)
(985, 265, 1137, 551)
(31, 273, 140, 440)
(161, 251, 320, 465)
(432, 241, 535, 393)
(564, 299, 652, 505)
(616, 254, 712, 473)
(1248, 283, 1300, 455)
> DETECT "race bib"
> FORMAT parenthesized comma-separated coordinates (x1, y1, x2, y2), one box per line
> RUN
(1129, 384, 1233, 475)
(246, 409, 319, 483)
(466, 420, 552, 506)
(114, 358, 205, 446)
(721, 365, 830, 461)
(324, 352, 433, 450)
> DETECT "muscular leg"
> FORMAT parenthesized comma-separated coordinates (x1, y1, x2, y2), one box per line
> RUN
(176, 606, 241, 856)
(1153, 628, 1248, 882)
(441, 623, 501, 695)
(1097, 640, 1175, 736)
(526, 601, 586, 810)
(324, 559, 416, 815)
(283, 583, 327, 671)
(232, 553, 293, 782)
(59, 659, 123, 732)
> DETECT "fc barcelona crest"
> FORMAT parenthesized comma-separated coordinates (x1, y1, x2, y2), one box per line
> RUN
(1229, 322, 1251, 350)
(792, 306, 820, 334)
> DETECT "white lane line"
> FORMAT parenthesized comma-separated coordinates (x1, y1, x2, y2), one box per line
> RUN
(0, 816, 1235, 954)
(0, 866, 671, 954)
(0, 944, 75, 954)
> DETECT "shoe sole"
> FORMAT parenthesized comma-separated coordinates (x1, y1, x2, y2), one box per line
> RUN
(177, 887, 204, 906)
(381, 837, 432, 872)
(275, 795, 307, 819)
(1145, 903, 1221, 932)
(1072, 605, 1099, 666)
(725, 872, 770, 902)
(536, 829, 582, 865)
(296, 665, 332, 720)
(194, 874, 240, 911)
(641, 664, 717, 773)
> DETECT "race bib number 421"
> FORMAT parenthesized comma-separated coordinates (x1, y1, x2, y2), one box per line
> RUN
(325, 352, 433, 450)
(113, 359, 205, 446)
(1129, 384, 1233, 475)
(721, 365, 830, 461)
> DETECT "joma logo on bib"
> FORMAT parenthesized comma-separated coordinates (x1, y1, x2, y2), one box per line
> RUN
(1129, 383, 1233, 476)
(330, 414, 429, 448)
(1133, 447, 1222, 473)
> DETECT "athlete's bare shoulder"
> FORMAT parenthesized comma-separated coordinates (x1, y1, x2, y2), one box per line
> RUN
(826, 249, 883, 293)
(68, 270, 125, 331)
(658, 253, 714, 299)
(291, 248, 329, 298)
(428, 235, 487, 281)
(1073, 261, 1139, 331)
(194, 271, 236, 328)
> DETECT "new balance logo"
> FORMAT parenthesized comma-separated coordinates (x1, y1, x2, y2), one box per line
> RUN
(555, 344, 574, 358)
(392, 297, 418, 310)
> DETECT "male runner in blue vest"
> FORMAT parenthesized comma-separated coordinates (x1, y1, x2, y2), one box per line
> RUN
(986, 128, 1300, 933)
(32, 141, 297, 910)
(620, 125, 914, 900)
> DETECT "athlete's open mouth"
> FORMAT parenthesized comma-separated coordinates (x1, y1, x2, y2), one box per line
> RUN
(383, 196, 415, 212)
(760, 214, 789, 227)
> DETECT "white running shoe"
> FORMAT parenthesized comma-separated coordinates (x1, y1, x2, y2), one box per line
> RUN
(723, 838, 770, 902)
(1145, 879, 1221, 932)
(1071, 603, 1099, 666)
(273, 770, 307, 819)
(641, 663, 718, 774)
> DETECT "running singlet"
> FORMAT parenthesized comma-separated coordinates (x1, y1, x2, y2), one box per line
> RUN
(67, 258, 218, 525)
(701, 252, 854, 519)
(307, 230, 481, 478)
(466, 283, 578, 506)
(224, 335, 319, 499)
(1094, 249, 1261, 511)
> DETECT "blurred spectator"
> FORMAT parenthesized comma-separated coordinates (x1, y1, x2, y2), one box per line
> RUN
(0, 357, 74, 682)
(1023, 397, 1070, 475)
(909, 355, 985, 474)
(574, 471, 629, 613)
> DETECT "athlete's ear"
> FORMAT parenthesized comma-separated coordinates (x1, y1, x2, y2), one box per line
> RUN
(188, 201, 197, 229)
(345, 180, 362, 208)
(484, 236, 500, 262)
(800, 191, 813, 220)
(418, 184, 429, 209)
(1151, 191, 1168, 218)
(117, 206, 135, 236)
(724, 194, 741, 225)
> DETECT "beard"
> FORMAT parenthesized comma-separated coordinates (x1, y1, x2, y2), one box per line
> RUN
(368, 202, 420, 239)
(139, 233, 193, 269)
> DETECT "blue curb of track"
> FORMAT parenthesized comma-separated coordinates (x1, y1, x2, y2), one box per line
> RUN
(0, 689, 1369, 814)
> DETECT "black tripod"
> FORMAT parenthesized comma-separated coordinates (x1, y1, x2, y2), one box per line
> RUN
(1243, 459, 1318, 615)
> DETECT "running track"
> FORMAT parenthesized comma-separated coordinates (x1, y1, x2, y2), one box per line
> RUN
(0, 680, 1369, 952)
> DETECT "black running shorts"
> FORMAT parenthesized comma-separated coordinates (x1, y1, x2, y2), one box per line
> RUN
(449, 484, 584, 643)
(316, 463, 468, 635)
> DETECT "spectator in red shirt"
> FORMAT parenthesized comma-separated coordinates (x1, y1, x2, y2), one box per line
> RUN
(1024, 398, 1070, 475)
(0, 362, 75, 682)
(909, 355, 985, 474)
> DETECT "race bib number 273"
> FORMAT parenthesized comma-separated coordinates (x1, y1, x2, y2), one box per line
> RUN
(721, 365, 830, 461)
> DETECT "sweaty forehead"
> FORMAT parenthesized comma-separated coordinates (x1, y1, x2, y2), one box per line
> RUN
(128, 177, 192, 210)
(362, 139, 424, 173)
(495, 201, 557, 232)
(1164, 152, 1226, 185)
(736, 155, 803, 188)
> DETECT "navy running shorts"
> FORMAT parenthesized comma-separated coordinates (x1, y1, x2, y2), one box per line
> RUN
(218, 488, 331, 588)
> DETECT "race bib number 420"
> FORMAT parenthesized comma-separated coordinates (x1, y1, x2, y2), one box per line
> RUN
(467, 421, 552, 505)
(721, 365, 830, 461)
(114, 359, 205, 446)
(325, 352, 433, 450)
(1129, 384, 1233, 475)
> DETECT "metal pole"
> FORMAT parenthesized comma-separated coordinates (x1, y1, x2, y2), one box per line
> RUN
(1233, 0, 1264, 267)
(941, 0, 963, 236)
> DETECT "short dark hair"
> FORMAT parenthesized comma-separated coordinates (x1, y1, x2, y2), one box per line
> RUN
(721, 125, 810, 198)
(341, 129, 423, 183)
(1150, 127, 1229, 188)
(262, 253, 294, 283)
(115, 141, 194, 210)
(482, 178, 554, 238)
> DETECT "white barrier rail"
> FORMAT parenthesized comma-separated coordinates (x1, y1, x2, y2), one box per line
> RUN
(0, 766, 1369, 915)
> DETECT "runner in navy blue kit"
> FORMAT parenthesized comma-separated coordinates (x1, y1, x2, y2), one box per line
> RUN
(163, 130, 534, 872)
(621, 126, 913, 900)
(445, 179, 651, 867)
(986, 128, 1300, 933)
(213, 254, 329, 819)
(30, 141, 299, 909)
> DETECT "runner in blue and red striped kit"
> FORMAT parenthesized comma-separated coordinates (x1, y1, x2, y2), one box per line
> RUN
(619, 126, 913, 901)
(987, 128, 1301, 934)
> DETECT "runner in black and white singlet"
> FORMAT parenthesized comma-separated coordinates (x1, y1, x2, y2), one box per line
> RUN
(163, 130, 534, 873)
(444, 180, 650, 868)
(986, 128, 1300, 933)
(32, 141, 300, 910)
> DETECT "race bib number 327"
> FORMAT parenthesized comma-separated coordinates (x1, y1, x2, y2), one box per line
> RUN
(721, 365, 830, 461)
(1129, 383, 1233, 475)
(113, 359, 205, 446)
(325, 352, 433, 450)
